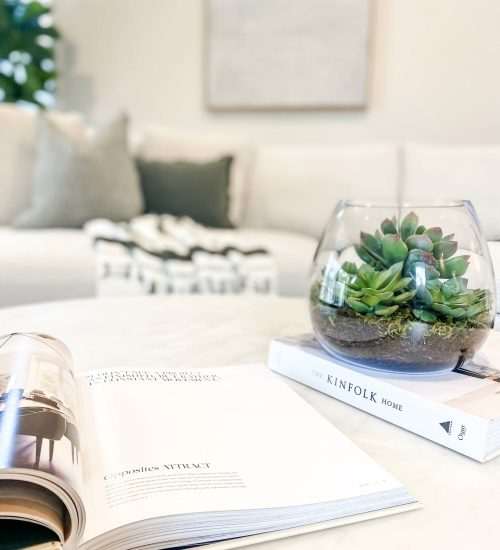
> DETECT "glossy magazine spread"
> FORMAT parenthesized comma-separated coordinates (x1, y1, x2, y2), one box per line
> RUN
(0, 333, 417, 549)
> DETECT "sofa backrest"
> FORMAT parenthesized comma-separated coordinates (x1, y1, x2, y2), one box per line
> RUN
(1, 103, 499, 241)
(243, 144, 400, 238)
(404, 144, 500, 241)
(0, 105, 85, 224)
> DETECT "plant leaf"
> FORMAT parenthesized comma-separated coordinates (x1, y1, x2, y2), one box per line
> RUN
(341, 261, 358, 275)
(406, 234, 434, 252)
(405, 261, 440, 283)
(374, 305, 399, 316)
(415, 286, 433, 305)
(426, 278, 442, 290)
(450, 308, 467, 319)
(432, 303, 466, 318)
(438, 256, 470, 278)
(358, 263, 376, 283)
(442, 277, 467, 298)
(382, 235, 408, 265)
(388, 276, 413, 292)
(392, 289, 417, 303)
(413, 309, 437, 323)
(465, 302, 488, 318)
(424, 227, 443, 243)
(16, 2, 50, 25)
(433, 240, 458, 260)
(373, 261, 404, 290)
(355, 244, 376, 265)
(428, 287, 443, 303)
(431, 303, 454, 316)
(345, 288, 364, 299)
(400, 211, 419, 241)
(381, 216, 398, 235)
(375, 291, 394, 302)
(359, 231, 387, 266)
(405, 249, 438, 268)
(362, 295, 381, 307)
(360, 231, 382, 254)
(347, 298, 372, 314)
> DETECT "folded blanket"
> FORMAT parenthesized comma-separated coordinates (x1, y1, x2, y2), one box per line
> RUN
(85, 215, 278, 296)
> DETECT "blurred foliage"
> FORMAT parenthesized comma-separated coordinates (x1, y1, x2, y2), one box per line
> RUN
(0, 0, 59, 108)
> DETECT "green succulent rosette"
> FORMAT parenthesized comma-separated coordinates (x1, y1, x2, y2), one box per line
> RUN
(319, 211, 491, 326)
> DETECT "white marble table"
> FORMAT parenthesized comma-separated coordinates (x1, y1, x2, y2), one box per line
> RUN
(0, 295, 498, 550)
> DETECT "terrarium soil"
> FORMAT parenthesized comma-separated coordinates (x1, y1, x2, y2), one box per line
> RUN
(311, 303, 490, 369)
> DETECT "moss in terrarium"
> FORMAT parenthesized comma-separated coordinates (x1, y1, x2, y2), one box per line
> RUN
(327, 306, 489, 340)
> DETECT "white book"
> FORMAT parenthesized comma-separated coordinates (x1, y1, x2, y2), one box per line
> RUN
(0, 333, 417, 549)
(268, 331, 500, 463)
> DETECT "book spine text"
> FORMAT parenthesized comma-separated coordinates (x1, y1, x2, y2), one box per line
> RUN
(268, 341, 490, 462)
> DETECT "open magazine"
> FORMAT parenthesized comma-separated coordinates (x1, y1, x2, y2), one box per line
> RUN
(0, 333, 418, 549)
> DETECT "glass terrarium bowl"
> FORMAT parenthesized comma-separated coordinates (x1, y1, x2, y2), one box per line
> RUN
(310, 200, 496, 374)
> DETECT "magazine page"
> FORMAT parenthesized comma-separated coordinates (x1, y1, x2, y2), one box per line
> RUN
(0, 480, 65, 546)
(75, 364, 408, 545)
(0, 333, 85, 546)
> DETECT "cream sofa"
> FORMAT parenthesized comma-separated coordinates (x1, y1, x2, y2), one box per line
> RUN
(1, 104, 499, 308)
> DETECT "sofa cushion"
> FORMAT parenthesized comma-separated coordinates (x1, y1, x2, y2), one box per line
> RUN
(0, 225, 316, 306)
(404, 144, 500, 240)
(0, 105, 85, 225)
(138, 126, 253, 226)
(0, 227, 96, 307)
(14, 114, 143, 228)
(136, 156, 233, 228)
(244, 144, 399, 239)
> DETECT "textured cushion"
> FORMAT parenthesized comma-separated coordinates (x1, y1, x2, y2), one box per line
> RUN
(138, 126, 253, 226)
(233, 228, 318, 297)
(244, 144, 399, 238)
(136, 157, 233, 228)
(14, 114, 143, 228)
(404, 144, 500, 240)
(0, 105, 85, 224)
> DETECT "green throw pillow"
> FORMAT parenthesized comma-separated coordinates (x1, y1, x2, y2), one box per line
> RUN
(135, 156, 233, 228)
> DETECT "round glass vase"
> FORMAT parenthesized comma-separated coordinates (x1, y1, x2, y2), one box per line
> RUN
(310, 201, 496, 374)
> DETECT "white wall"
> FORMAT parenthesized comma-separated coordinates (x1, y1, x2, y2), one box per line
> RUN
(54, 0, 500, 144)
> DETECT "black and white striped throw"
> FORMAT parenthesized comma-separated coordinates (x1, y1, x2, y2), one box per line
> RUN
(85, 215, 277, 296)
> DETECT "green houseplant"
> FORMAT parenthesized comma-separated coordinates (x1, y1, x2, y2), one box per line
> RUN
(0, 0, 59, 107)
(310, 202, 495, 373)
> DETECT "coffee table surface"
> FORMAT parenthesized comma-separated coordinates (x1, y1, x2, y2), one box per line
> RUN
(0, 295, 497, 550)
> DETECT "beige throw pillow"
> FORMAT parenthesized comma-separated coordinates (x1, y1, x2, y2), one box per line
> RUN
(14, 114, 143, 229)
(0, 105, 86, 224)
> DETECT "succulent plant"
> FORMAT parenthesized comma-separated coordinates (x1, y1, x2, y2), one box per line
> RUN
(421, 278, 490, 322)
(355, 212, 461, 272)
(322, 211, 491, 325)
(337, 261, 416, 316)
